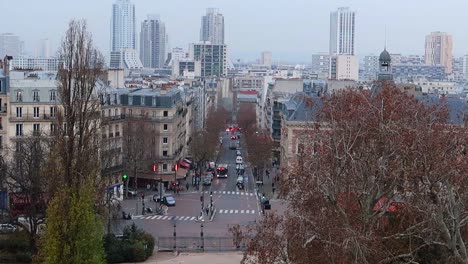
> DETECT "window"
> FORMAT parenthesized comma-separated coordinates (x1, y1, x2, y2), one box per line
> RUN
(163, 111, 168, 117)
(16, 124, 23, 136)
(50, 124, 56, 133)
(50, 90, 57, 101)
(16, 107, 22, 118)
(50, 106, 57, 117)
(16, 90, 23, 102)
(33, 124, 40, 135)
(0, 135, 2, 149)
(163, 124, 168, 130)
(163, 137, 168, 144)
(163, 150, 168, 157)
(33, 90, 40, 102)
(33, 107, 39, 118)
(162, 164, 168, 171)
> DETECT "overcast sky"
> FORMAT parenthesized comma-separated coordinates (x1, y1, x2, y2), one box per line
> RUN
(2, 0, 467, 63)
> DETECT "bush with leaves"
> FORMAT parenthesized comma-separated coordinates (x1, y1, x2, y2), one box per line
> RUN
(104, 223, 155, 263)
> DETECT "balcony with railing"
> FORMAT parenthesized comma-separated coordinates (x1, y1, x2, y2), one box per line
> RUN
(102, 114, 175, 123)
(9, 114, 57, 122)
(0, 106, 7, 115)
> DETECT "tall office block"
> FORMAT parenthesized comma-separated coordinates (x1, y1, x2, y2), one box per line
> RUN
(425, 31, 453, 74)
(111, 0, 136, 52)
(0, 33, 23, 58)
(140, 15, 167, 68)
(200, 8, 225, 45)
(189, 43, 227, 77)
(261, 51, 272, 67)
(329, 7, 356, 55)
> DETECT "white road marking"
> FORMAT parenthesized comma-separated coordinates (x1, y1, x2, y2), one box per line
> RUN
(190, 217, 195, 220)
(236, 192, 240, 195)
(184, 216, 190, 220)
(218, 209, 223, 214)
(240, 192, 244, 195)
(245, 210, 249, 214)
(251, 210, 256, 214)
(156, 216, 163, 220)
(229, 210, 234, 214)
(227, 191, 231, 195)
(234, 210, 238, 214)
(162, 216, 168, 220)
(241, 210, 244, 213)
(222, 191, 226, 194)
(150, 216, 158, 219)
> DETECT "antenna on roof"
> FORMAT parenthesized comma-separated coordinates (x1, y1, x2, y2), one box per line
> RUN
(384, 25, 387, 50)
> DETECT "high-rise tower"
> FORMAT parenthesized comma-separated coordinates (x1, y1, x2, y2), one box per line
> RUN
(329, 7, 356, 55)
(425, 31, 453, 74)
(111, 0, 136, 52)
(200, 8, 225, 45)
(140, 15, 167, 68)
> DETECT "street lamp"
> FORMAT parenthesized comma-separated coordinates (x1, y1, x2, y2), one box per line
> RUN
(200, 223, 204, 251)
(210, 191, 213, 214)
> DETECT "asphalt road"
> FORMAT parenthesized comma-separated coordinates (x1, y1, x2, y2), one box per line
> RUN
(118, 131, 261, 237)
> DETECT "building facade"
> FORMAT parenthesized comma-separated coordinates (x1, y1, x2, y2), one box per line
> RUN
(200, 8, 225, 45)
(425, 31, 453, 74)
(392, 64, 445, 81)
(0, 33, 23, 58)
(311, 53, 330, 78)
(100, 86, 191, 186)
(11, 57, 61, 71)
(111, 0, 136, 52)
(329, 55, 358, 81)
(171, 59, 201, 79)
(109, 49, 143, 74)
(261, 51, 272, 68)
(189, 43, 227, 78)
(329, 7, 356, 55)
(140, 15, 167, 69)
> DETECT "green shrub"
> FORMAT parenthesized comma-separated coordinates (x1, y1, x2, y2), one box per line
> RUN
(15, 251, 32, 263)
(104, 224, 155, 263)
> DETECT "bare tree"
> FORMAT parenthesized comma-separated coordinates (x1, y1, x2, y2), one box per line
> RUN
(236, 85, 468, 264)
(2, 133, 51, 252)
(122, 116, 153, 192)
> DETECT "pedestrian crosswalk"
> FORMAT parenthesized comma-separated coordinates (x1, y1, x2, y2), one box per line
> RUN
(203, 191, 255, 196)
(218, 209, 256, 214)
(132, 215, 197, 221)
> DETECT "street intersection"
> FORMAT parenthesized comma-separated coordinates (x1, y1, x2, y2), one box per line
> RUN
(118, 131, 262, 237)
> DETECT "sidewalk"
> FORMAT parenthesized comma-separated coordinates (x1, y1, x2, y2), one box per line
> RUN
(131, 252, 243, 264)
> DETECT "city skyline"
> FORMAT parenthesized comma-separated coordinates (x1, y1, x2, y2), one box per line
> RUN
(2, 0, 468, 62)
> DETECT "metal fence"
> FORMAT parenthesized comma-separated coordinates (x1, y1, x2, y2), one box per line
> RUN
(156, 236, 249, 252)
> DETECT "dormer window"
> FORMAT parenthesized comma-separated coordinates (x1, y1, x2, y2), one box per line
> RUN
(33, 90, 40, 102)
(50, 90, 57, 101)
(16, 90, 23, 102)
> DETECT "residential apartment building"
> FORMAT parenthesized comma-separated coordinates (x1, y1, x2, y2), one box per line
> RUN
(311, 53, 330, 78)
(7, 76, 59, 150)
(0, 58, 11, 151)
(171, 59, 201, 79)
(329, 55, 359, 81)
(233, 76, 264, 91)
(189, 43, 227, 77)
(109, 49, 143, 74)
(392, 64, 445, 81)
(200, 8, 225, 45)
(100, 86, 191, 186)
(425, 31, 453, 74)
(329, 7, 356, 55)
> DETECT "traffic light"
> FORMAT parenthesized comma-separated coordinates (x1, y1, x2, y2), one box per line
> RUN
(152, 164, 157, 172)
(122, 174, 128, 181)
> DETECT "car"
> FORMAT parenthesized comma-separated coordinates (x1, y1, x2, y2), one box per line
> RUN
(203, 177, 212, 186)
(127, 188, 138, 196)
(0, 224, 17, 234)
(236, 156, 243, 164)
(154, 195, 176, 206)
(236, 150, 242, 156)
(230, 135, 236, 140)
(236, 163, 245, 170)
(236, 176, 244, 184)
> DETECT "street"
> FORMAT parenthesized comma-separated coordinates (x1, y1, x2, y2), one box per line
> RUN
(118, 130, 261, 237)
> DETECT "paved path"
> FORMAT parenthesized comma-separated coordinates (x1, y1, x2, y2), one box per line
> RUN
(131, 252, 244, 264)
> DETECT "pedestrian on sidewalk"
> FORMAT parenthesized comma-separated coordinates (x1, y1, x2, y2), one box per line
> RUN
(266, 170, 270, 179)
(186, 182, 189, 191)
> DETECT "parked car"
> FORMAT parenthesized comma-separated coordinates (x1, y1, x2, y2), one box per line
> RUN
(154, 195, 176, 206)
(236, 150, 242, 156)
(230, 135, 236, 140)
(236, 156, 243, 164)
(236, 176, 244, 184)
(0, 224, 16, 234)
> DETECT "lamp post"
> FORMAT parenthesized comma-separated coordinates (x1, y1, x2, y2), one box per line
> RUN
(173, 223, 177, 251)
(200, 223, 204, 251)
(210, 191, 213, 215)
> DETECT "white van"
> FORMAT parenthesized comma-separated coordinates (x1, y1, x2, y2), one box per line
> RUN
(236, 156, 243, 164)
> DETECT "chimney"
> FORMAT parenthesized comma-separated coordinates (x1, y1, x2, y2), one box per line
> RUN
(3, 55, 13, 76)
